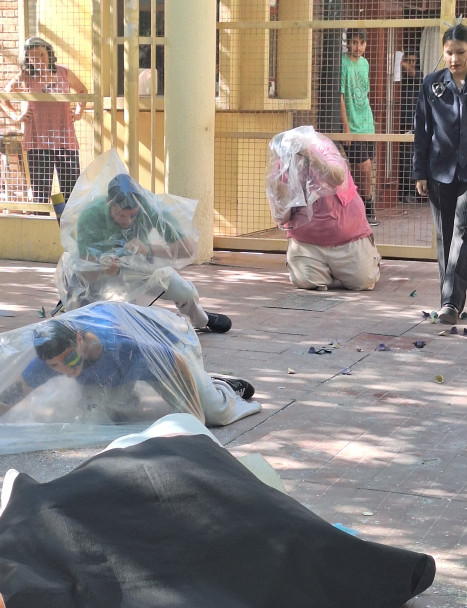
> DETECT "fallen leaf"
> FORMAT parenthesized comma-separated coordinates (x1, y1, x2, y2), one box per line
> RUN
(287, 368, 295, 374)
(37, 307, 46, 318)
(434, 374, 444, 384)
(412, 340, 426, 348)
(409, 290, 417, 297)
(341, 367, 352, 375)
(356, 347, 364, 352)
(438, 330, 447, 336)
(362, 511, 374, 517)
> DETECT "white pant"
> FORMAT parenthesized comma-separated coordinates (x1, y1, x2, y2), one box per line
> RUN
(155, 269, 209, 329)
(287, 236, 381, 291)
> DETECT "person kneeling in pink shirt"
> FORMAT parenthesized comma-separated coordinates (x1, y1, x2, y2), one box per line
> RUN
(266, 126, 380, 291)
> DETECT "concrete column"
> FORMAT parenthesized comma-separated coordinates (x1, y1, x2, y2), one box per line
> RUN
(164, 0, 216, 263)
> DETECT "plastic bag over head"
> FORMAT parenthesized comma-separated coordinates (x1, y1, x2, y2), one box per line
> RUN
(0, 301, 205, 454)
(56, 149, 199, 310)
(265, 125, 350, 229)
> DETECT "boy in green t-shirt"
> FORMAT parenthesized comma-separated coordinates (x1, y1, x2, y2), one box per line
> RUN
(340, 28, 379, 226)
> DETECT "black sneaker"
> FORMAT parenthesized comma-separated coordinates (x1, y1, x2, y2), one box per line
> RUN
(367, 216, 380, 227)
(206, 312, 232, 333)
(209, 374, 255, 399)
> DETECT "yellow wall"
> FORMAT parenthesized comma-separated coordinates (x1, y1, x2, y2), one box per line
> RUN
(101, 110, 166, 192)
(0, 216, 62, 263)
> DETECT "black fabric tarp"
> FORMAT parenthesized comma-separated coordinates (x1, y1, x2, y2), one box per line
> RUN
(0, 435, 435, 608)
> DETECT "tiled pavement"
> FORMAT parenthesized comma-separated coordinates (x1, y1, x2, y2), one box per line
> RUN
(0, 252, 466, 607)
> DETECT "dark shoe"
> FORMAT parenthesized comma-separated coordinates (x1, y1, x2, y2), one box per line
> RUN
(51, 300, 64, 317)
(367, 217, 380, 227)
(206, 312, 232, 333)
(210, 374, 255, 399)
(436, 304, 458, 325)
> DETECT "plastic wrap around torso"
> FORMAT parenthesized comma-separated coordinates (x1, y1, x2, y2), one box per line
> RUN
(265, 126, 351, 229)
(56, 149, 199, 310)
(0, 302, 202, 428)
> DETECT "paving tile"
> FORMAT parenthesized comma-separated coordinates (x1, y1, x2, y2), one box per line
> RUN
(1, 253, 467, 606)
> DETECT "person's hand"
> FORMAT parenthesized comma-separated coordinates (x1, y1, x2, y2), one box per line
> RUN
(416, 180, 428, 196)
(342, 125, 351, 148)
(124, 238, 149, 256)
(71, 104, 84, 122)
(99, 255, 120, 276)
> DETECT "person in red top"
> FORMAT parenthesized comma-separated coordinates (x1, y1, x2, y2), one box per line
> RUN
(1, 37, 88, 205)
(266, 126, 380, 291)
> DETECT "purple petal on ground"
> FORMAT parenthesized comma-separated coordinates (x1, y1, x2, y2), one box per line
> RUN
(376, 343, 391, 351)
(341, 368, 352, 375)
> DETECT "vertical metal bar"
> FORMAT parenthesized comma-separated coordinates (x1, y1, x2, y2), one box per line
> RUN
(385, 28, 394, 178)
(150, 0, 157, 192)
(92, 0, 103, 156)
(124, 0, 140, 179)
(110, 0, 118, 149)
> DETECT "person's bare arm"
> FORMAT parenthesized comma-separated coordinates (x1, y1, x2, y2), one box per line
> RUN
(0, 72, 31, 123)
(0, 376, 32, 414)
(66, 68, 88, 122)
(340, 93, 352, 148)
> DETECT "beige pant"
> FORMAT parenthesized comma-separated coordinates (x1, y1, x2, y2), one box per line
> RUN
(287, 235, 381, 291)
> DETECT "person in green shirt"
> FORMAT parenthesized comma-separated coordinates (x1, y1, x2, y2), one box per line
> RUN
(340, 28, 379, 226)
(58, 173, 231, 333)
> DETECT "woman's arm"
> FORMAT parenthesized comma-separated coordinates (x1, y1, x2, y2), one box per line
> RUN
(0, 72, 30, 123)
(66, 68, 88, 122)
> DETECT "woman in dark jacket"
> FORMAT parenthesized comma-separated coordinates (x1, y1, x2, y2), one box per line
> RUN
(414, 24, 467, 324)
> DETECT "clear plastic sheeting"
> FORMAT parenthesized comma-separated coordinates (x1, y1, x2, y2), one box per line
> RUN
(56, 149, 199, 310)
(265, 125, 351, 229)
(0, 302, 207, 454)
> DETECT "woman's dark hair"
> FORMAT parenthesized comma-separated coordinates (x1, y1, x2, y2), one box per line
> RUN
(33, 320, 77, 361)
(442, 24, 467, 45)
(21, 37, 57, 76)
